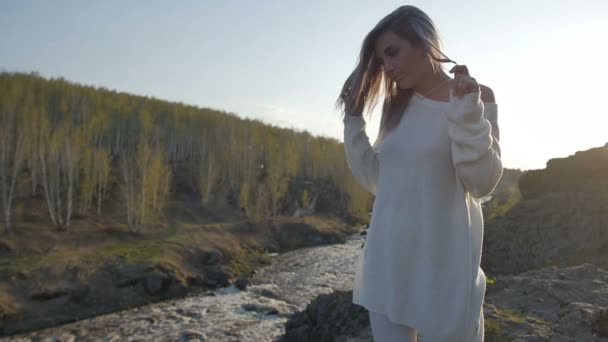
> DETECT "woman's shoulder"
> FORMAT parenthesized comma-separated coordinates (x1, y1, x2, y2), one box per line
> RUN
(479, 84, 495, 104)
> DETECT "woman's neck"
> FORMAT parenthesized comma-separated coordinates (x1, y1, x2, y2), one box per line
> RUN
(413, 71, 451, 100)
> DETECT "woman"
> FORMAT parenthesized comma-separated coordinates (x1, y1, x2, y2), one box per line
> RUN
(337, 5, 502, 342)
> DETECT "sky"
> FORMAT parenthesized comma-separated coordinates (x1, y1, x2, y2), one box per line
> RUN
(1, 0, 607, 170)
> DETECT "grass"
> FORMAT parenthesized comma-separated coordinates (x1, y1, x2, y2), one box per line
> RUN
(94, 239, 169, 264)
(592, 309, 608, 337)
(496, 308, 526, 323)
(484, 187, 522, 221)
(484, 307, 551, 341)
(0, 215, 331, 284)
(497, 307, 550, 327)
(1, 234, 168, 270)
(485, 318, 513, 342)
(0, 222, 222, 282)
(0, 211, 357, 337)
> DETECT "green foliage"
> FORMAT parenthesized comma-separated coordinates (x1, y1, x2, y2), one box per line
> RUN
(486, 307, 550, 342)
(592, 309, 608, 337)
(484, 187, 522, 221)
(485, 318, 512, 342)
(0, 71, 372, 229)
(301, 189, 311, 208)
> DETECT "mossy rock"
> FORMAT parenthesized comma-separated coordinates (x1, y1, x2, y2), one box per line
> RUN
(484, 318, 513, 342)
(592, 309, 608, 337)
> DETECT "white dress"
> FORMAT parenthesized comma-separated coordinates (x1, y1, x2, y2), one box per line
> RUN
(342, 90, 502, 341)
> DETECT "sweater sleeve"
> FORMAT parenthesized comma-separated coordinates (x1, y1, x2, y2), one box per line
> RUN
(447, 91, 503, 199)
(343, 115, 379, 195)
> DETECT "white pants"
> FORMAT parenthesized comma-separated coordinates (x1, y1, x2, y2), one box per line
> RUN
(369, 311, 418, 342)
(369, 310, 484, 342)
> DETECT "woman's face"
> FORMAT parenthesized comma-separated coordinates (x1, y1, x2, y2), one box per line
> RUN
(374, 30, 429, 89)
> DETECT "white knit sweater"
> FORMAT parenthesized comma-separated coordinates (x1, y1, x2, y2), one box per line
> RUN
(343, 90, 502, 341)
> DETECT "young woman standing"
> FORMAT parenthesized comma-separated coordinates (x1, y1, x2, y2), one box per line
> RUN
(338, 5, 502, 342)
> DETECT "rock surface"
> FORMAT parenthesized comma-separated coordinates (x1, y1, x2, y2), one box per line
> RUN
(482, 191, 608, 275)
(2, 233, 367, 341)
(518, 144, 608, 200)
(484, 263, 608, 341)
(5, 230, 608, 342)
(277, 263, 608, 342)
(277, 290, 370, 342)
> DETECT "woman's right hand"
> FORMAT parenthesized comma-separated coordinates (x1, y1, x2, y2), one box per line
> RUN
(342, 68, 364, 116)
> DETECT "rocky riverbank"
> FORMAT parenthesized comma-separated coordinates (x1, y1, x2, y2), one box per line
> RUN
(5, 226, 608, 341)
(0, 214, 360, 337)
(2, 231, 368, 341)
(278, 263, 608, 342)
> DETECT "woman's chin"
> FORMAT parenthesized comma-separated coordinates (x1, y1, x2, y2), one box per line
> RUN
(396, 80, 414, 90)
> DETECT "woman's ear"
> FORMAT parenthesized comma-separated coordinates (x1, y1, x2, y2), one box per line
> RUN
(418, 47, 435, 66)
(415, 45, 427, 58)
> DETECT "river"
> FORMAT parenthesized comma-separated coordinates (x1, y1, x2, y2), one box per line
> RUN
(3, 233, 367, 342)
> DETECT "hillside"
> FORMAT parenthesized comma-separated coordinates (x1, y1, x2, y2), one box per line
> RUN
(483, 144, 608, 275)
(0, 71, 371, 336)
(0, 71, 375, 236)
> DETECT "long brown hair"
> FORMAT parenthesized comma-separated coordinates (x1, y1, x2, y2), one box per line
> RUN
(336, 5, 456, 149)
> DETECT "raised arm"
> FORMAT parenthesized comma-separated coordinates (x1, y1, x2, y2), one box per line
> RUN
(343, 114, 380, 195)
(447, 88, 503, 198)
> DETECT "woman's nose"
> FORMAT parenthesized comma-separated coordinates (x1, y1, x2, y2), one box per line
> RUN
(385, 64, 397, 79)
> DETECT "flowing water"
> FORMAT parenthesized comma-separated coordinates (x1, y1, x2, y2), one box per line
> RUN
(4, 233, 367, 342)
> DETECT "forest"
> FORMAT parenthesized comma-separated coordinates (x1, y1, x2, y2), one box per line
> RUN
(0, 72, 374, 234)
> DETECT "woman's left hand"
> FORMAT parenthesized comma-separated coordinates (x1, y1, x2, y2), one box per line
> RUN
(449, 65, 480, 99)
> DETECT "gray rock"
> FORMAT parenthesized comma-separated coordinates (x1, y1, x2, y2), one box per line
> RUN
(0, 239, 15, 255)
(179, 329, 206, 341)
(277, 290, 369, 342)
(241, 303, 279, 315)
(277, 264, 608, 342)
(235, 277, 250, 291)
(205, 249, 223, 266)
(202, 265, 231, 288)
(483, 192, 608, 275)
(592, 308, 608, 337)
(143, 272, 166, 295)
(259, 288, 280, 299)
(485, 263, 608, 341)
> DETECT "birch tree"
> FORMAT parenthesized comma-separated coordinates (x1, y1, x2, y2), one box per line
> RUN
(0, 83, 27, 233)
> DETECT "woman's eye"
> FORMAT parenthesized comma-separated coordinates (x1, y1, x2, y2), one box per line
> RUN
(387, 48, 398, 57)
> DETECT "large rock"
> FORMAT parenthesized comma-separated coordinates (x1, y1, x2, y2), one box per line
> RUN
(482, 191, 608, 275)
(273, 222, 346, 252)
(1, 261, 191, 335)
(205, 249, 224, 266)
(277, 264, 608, 341)
(483, 144, 608, 276)
(277, 290, 369, 342)
(142, 271, 168, 296)
(235, 277, 250, 291)
(200, 265, 232, 288)
(518, 144, 608, 200)
(484, 263, 608, 341)
(0, 239, 15, 256)
(284, 177, 346, 217)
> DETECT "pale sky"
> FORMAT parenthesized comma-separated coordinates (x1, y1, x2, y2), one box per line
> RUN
(1, 0, 607, 170)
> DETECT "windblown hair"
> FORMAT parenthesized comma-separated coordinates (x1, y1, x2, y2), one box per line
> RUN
(336, 5, 455, 149)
